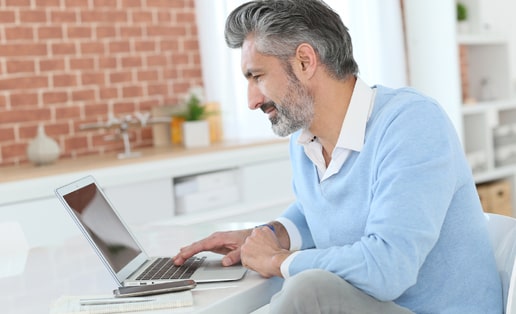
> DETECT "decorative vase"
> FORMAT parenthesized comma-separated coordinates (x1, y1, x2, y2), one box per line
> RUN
(182, 120, 210, 148)
(26, 124, 60, 166)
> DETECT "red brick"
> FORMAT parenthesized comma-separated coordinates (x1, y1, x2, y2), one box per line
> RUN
(67, 26, 93, 39)
(132, 11, 153, 23)
(108, 41, 131, 53)
(81, 10, 127, 23)
(182, 67, 202, 79)
(147, 83, 168, 96)
(51, 43, 76, 55)
(0, 108, 51, 123)
(5, 0, 31, 7)
(113, 101, 136, 114)
(147, 55, 167, 66)
(177, 11, 195, 23)
(120, 26, 142, 38)
(38, 26, 64, 39)
(147, 0, 184, 8)
(64, 135, 88, 150)
(139, 99, 160, 111)
(0, 76, 48, 90)
(147, 26, 182, 37)
(110, 71, 133, 84)
(82, 72, 105, 85)
(43, 91, 69, 104)
(137, 70, 159, 81)
(84, 102, 109, 116)
(99, 87, 118, 99)
(156, 11, 172, 23)
(51, 11, 77, 23)
(96, 26, 116, 38)
(0, 11, 16, 23)
(170, 53, 188, 65)
(64, 0, 90, 8)
(20, 10, 47, 23)
(0, 43, 47, 57)
(6, 60, 36, 74)
(5, 26, 34, 41)
(120, 0, 142, 8)
(161, 40, 180, 51)
(35, 0, 61, 6)
(45, 122, 70, 136)
(122, 86, 143, 98)
(184, 38, 199, 50)
(40, 58, 66, 72)
(98, 57, 117, 69)
(0, 95, 7, 109)
(81, 42, 105, 55)
(134, 40, 156, 52)
(72, 89, 96, 102)
(93, 0, 118, 7)
(0, 127, 15, 142)
(10, 92, 39, 107)
(70, 57, 95, 70)
(53, 74, 77, 87)
(121, 56, 142, 68)
(55, 105, 81, 119)
(1, 143, 27, 160)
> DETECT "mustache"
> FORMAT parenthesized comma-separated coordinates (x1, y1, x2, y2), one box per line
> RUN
(260, 101, 276, 113)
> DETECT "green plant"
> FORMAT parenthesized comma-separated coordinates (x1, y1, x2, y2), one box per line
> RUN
(180, 94, 207, 121)
(457, 2, 467, 21)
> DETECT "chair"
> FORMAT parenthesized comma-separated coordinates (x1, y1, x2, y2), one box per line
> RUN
(485, 213, 516, 314)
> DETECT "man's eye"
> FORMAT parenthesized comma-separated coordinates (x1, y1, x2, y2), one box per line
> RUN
(252, 75, 261, 81)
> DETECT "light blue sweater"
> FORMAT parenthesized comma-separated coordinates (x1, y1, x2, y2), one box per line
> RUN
(282, 85, 502, 313)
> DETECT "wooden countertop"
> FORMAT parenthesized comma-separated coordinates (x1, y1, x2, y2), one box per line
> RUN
(0, 138, 287, 184)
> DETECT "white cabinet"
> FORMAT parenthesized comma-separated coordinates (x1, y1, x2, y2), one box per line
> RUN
(0, 140, 293, 247)
(404, 0, 516, 217)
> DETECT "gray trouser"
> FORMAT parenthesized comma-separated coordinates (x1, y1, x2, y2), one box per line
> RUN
(269, 269, 414, 314)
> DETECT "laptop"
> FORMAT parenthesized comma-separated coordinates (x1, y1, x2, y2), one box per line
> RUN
(55, 175, 247, 286)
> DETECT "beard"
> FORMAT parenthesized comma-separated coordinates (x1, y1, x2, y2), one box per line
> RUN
(265, 77, 315, 137)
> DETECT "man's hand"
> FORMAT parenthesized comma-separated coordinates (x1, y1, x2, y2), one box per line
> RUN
(240, 226, 291, 278)
(172, 229, 252, 266)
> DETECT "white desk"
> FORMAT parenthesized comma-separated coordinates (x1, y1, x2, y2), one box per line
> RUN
(0, 221, 284, 313)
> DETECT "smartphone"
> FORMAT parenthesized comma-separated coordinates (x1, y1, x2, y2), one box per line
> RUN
(113, 280, 197, 297)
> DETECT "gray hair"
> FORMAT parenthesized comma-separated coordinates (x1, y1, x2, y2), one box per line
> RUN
(224, 0, 359, 80)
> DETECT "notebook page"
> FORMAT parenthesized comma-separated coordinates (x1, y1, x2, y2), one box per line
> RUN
(50, 291, 193, 314)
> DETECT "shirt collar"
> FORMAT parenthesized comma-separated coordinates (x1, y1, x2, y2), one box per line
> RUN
(298, 77, 375, 151)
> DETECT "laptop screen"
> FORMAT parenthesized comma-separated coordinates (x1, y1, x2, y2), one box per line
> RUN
(62, 182, 142, 273)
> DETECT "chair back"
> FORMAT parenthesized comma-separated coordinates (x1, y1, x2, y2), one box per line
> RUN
(485, 213, 516, 314)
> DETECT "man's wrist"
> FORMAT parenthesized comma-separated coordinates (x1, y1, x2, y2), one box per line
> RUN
(256, 223, 275, 233)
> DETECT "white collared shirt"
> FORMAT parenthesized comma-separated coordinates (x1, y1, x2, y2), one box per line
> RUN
(279, 77, 376, 278)
(297, 77, 376, 182)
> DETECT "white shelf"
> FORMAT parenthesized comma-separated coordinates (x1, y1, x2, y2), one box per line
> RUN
(462, 98, 516, 115)
(457, 33, 506, 45)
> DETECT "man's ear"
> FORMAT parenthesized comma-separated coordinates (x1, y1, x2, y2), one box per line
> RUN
(295, 43, 317, 79)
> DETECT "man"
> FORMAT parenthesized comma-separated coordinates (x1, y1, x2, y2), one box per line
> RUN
(173, 0, 502, 313)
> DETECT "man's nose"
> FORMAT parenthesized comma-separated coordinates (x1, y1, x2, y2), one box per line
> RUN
(247, 83, 265, 110)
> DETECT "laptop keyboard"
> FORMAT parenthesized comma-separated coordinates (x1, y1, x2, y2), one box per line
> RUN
(136, 256, 206, 280)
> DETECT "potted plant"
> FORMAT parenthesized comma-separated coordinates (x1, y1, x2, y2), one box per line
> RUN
(457, 2, 469, 33)
(176, 88, 212, 148)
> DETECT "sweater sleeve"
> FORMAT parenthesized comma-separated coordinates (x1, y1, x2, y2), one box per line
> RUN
(287, 98, 463, 301)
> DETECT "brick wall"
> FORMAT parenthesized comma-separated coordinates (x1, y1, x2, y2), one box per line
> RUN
(0, 0, 203, 167)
